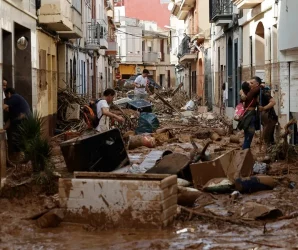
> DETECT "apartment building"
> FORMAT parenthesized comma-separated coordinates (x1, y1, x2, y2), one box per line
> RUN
(277, 0, 298, 140)
(169, 0, 211, 102)
(36, 0, 117, 135)
(115, 16, 175, 87)
(0, 0, 37, 116)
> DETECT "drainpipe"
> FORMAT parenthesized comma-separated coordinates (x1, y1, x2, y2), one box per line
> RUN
(288, 61, 292, 143)
(66, 43, 69, 87)
(239, 26, 243, 83)
(92, 0, 97, 98)
(189, 65, 191, 97)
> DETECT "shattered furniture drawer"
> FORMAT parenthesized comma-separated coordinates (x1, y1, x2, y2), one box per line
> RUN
(59, 172, 177, 229)
(60, 128, 129, 172)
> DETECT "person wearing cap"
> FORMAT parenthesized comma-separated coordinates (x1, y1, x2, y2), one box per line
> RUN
(133, 69, 150, 99)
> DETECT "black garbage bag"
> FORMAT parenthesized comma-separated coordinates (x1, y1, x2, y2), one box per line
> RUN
(135, 112, 159, 134)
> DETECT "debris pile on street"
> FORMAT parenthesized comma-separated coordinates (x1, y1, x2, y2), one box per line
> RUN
(57, 88, 89, 132)
(3, 87, 298, 249)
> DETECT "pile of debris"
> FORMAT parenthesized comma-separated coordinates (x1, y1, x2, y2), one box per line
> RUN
(57, 88, 89, 132)
(56, 88, 139, 134)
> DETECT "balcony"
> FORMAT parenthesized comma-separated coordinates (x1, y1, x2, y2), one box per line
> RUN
(57, 6, 83, 38)
(38, 0, 73, 32)
(209, 0, 233, 26)
(143, 52, 159, 63)
(177, 0, 196, 20)
(106, 38, 118, 56)
(232, 0, 264, 9)
(178, 35, 197, 63)
(85, 19, 108, 50)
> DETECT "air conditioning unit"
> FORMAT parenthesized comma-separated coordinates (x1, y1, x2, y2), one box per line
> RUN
(157, 52, 162, 59)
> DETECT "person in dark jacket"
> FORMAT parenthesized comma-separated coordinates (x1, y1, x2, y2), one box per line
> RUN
(4, 88, 31, 153)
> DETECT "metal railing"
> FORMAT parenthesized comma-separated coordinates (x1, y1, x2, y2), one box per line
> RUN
(142, 52, 159, 63)
(177, 35, 195, 58)
(209, 0, 233, 21)
(86, 19, 108, 46)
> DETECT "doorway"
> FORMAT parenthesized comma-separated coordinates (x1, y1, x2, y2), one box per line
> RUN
(159, 74, 165, 87)
(227, 37, 233, 107)
(255, 22, 265, 68)
(14, 23, 32, 107)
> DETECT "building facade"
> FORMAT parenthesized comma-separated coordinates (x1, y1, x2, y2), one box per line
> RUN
(115, 15, 175, 87)
(0, 0, 38, 127)
(209, 0, 241, 119)
(169, 0, 211, 102)
(0, 0, 118, 137)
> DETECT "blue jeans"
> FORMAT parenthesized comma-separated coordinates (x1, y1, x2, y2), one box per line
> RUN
(242, 115, 256, 150)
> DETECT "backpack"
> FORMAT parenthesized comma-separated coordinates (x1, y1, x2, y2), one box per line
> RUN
(83, 99, 102, 129)
(261, 87, 278, 121)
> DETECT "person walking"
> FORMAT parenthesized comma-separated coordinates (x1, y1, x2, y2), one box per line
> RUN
(133, 69, 150, 99)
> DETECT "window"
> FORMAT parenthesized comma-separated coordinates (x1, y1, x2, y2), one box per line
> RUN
(73, 0, 82, 13)
(160, 39, 165, 61)
(70, 59, 73, 90)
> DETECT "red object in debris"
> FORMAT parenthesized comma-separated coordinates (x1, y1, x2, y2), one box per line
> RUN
(64, 131, 81, 141)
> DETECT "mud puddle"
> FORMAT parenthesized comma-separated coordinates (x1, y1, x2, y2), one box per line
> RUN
(1, 217, 298, 250)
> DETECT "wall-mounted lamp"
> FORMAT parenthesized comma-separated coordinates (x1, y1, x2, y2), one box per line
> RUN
(16, 36, 28, 50)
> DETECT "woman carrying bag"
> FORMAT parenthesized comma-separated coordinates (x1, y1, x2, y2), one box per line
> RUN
(236, 77, 263, 149)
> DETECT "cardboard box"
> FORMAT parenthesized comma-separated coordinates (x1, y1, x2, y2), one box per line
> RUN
(190, 149, 254, 188)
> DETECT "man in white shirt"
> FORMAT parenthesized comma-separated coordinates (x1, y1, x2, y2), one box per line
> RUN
(96, 88, 124, 133)
(133, 69, 150, 99)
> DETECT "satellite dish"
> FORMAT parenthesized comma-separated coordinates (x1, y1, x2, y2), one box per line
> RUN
(168, 2, 174, 11)
(17, 36, 28, 50)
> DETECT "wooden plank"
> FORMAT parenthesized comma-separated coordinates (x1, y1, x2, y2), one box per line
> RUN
(155, 92, 181, 114)
(73, 171, 171, 180)
(171, 82, 183, 96)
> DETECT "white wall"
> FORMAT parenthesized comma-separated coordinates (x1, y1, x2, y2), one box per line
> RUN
(117, 26, 142, 63)
(278, 0, 298, 51)
(169, 16, 184, 65)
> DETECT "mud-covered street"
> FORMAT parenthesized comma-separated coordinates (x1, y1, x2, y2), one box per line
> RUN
(2, 185, 298, 249)
(2, 111, 298, 250)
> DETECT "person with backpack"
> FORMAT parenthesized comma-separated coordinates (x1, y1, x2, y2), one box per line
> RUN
(258, 86, 277, 149)
(91, 89, 124, 133)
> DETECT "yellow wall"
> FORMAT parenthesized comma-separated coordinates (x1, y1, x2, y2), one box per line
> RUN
(119, 64, 135, 77)
(37, 30, 57, 135)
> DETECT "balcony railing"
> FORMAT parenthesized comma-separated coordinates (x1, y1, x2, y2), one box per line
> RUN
(177, 35, 198, 62)
(177, 35, 191, 58)
(143, 52, 159, 63)
(209, 0, 233, 24)
(85, 19, 108, 49)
